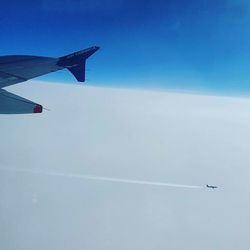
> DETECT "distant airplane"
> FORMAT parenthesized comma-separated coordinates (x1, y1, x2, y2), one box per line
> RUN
(206, 184, 218, 189)
(0, 46, 99, 114)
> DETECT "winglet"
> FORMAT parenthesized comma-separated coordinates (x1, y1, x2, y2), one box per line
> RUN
(57, 46, 100, 82)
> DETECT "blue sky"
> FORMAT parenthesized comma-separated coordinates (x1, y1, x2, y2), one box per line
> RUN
(1, 0, 250, 94)
(2, 3, 250, 248)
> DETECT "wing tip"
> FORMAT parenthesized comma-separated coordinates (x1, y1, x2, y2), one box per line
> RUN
(33, 104, 43, 113)
(57, 46, 100, 83)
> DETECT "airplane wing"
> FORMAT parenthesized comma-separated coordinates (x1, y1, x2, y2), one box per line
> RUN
(0, 46, 99, 114)
(0, 89, 42, 114)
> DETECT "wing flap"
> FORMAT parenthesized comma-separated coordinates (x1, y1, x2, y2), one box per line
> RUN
(0, 71, 25, 88)
(0, 90, 43, 114)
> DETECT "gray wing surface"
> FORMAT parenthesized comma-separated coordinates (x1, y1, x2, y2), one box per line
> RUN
(0, 89, 42, 114)
(0, 55, 59, 88)
(0, 46, 99, 114)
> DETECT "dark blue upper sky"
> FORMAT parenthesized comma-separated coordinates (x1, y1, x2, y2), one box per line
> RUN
(1, 0, 250, 94)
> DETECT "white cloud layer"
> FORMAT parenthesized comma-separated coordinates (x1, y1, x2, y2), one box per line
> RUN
(1, 81, 250, 249)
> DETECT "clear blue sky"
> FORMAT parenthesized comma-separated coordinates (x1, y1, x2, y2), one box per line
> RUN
(1, 0, 250, 94)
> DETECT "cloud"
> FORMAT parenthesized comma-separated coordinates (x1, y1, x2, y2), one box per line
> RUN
(1, 81, 250, 249)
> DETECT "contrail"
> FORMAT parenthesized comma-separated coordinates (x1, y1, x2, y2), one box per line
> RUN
(0, 167, 203, 189)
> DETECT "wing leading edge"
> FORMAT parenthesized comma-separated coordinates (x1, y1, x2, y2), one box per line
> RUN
(0, 46, 99, 114)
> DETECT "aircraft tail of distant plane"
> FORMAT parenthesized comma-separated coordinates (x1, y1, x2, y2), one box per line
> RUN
(57, 46, 100, 82)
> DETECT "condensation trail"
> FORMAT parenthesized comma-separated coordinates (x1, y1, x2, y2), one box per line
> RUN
(0, 167, 204, 189)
